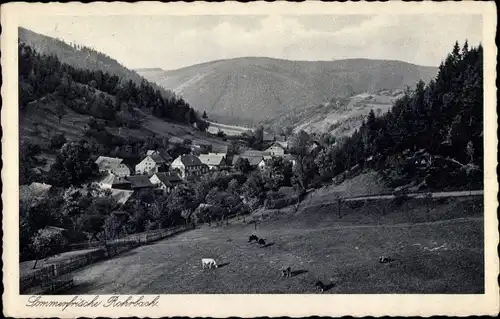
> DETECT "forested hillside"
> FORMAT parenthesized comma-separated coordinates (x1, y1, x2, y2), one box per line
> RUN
(19, 41, 214, 185)
(19, 27, 174, 100)
(311, 41, 483, 190)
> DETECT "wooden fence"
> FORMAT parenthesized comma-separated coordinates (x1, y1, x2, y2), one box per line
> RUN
(20, 226, 189, 293)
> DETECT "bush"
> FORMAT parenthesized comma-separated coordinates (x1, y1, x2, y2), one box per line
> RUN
(264, 195, 299, 209)
(30, 229, 68, 269)
(50, 133, 67, 150)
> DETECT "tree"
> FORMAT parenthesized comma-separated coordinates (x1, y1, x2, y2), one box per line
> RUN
(235, 157, 252, 174)
(56, 103, 67, 123)
(253, 126, 264, 148)
(289, 130, 316, 191)
(227, 179, 239, 195)
(180, 209, 192, 226)
(217, 130, 226, 139)
(103, 211, 130, 240)
(466, 141, 474, 164)
(227, 140, 240, 157)
(30, 228, 67, 269)
(50, 133, 67, 150)
(48, 140, 100, 187)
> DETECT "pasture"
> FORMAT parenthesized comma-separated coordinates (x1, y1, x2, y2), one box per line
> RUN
(63, 197, 483, 294)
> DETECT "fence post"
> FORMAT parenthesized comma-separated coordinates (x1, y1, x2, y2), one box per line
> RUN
(337, 198, 342, 218)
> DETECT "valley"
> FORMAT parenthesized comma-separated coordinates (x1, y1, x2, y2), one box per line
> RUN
(17, 26, 484, 298)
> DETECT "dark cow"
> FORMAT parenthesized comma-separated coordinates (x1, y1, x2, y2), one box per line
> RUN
(378, 256, 394, 264)
(315, 280, 326, 292)
(258, 238, 266, 247)
(248, 234, 259, 243)
(280, 266, 292, 278)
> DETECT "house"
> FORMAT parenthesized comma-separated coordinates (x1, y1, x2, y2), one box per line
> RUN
(274, 140, 289, 150)
(28, 182, 52, 200)
(275, 135, 286, 143)
(98, 173, 131, 190)
(43, 226, 67, 236)
(284, 154, 297, 168)
(109, 189, 134, 205)
(264, 143, 285, 157)
(232, 150, 264, 168)
(181, 135, 193, 144)
(212, 144, 228, 154)
(135, 152, 170, 175)
(127, 175, 154, 190)
(168, 136, 185, 145)
(191, 141, 213, 155)
(170, 154, 209, 179)
(150, 172, 183, 193)
(95, 156, 131, 177)
(258, 159, 267, 170)
(192, 140, 213, 154)
(263, 133, 275, 143)
(308, 140, 322, 156)
(198, 153, 227, 170)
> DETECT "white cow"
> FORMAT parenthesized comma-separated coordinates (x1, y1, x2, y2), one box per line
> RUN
(201, 258, 218, 269)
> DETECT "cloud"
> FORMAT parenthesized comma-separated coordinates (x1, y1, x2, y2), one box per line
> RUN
(20, 14, 482, 70)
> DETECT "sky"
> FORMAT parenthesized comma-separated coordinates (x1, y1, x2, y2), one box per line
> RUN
(20, 14, 483, 70)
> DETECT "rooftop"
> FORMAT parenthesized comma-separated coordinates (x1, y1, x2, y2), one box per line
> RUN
(154, 172, 183, 185)
(127, 175, 154, 188)
(199, 153, 226, 166)
(95, 156, 123, 171)
(177, 154, 203, 166)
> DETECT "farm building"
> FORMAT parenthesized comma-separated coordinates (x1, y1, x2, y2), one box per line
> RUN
(283, 154, 297, 168)
(264, 143, 285, 157)
(150, 172, 183, 193)
(95, 156, 131, 177)
(212, 144, 229, 154)
(198, 153, 227, 170)
(258, 159, 267, 170)
(263, 133, 275, 143)
(135, 152, 170, 175)
(22, 182, 53, 200)
(127, 175, 154, 190)
(168, 136, 185, 145)
(98, 173, 131, 190)
(109, 189, 134, 205)
(232, 150, 264, 168)
(170, 154, 209, 179)
(191, 140, 213, 154)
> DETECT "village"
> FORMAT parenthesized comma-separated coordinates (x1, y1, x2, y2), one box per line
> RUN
(22, 131, 302, 215)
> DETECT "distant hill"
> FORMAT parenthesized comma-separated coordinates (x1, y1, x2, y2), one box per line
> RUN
(260, 89, 405, 138)
(137, 57, 438, 125)
(18, 27, 175, 100)
(134, 68, 164, 72)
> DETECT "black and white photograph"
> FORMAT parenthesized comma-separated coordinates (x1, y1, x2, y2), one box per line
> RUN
(2, 1, 498, 317)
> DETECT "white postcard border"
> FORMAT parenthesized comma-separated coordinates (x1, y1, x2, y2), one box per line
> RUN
(2, 1, 498, 317)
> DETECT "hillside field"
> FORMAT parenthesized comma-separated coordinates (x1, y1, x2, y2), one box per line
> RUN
(59, 196, 483, 294)
(20, 99, 229, 170)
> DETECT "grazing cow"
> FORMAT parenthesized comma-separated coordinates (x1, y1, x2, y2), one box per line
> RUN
(280, 266, 292, 278)
(258, 238, 266, 247)
(248, 234, 259, 243)
(201, 258, 218, 269)
(378, 256, 393, 264)
(315, 280, 326, 292)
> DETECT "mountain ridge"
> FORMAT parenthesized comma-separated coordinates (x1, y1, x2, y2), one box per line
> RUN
(137, 57, 438, 125)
